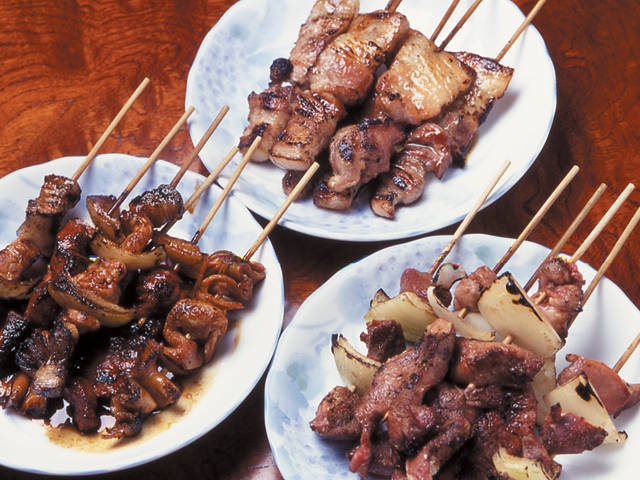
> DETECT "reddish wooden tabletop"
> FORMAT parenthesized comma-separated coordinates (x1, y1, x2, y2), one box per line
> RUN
(0, 1, 638, 479)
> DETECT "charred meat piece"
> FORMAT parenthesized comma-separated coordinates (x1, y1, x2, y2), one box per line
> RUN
(0, 238, 43, 300)
(127, 183, 184, 228)
(162, 298, 228, 374)
(239, 83, 296, 162)
(349, 319, 455, 477)
(359, 319, 406, 363)
(64, 376, 100, 434)
(531, 257, 584, 339)
(310, 385, 361, 441)
(310, 10, 410, 106)
(453, 265, 497, 312)
(449, 337, 544, 387)
(434, 51, 514, 166)
(282, 168, 317, 198)
(370, 122, 452, 219)
(86, 194, 120, 240)
(540, 404, 607, 455)
(375, 30, 475, 125)
(288, 0, 360, 87)
(312, 172, 360, 211)
(326, 117, 406, 193)
(270, 89, 346, 171)
(0, 311, 30, 369)
(134, 267, 183, 318)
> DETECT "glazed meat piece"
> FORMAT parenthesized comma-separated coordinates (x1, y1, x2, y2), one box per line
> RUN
(326, 117, 406, 193)
(86, 194, 120, 240)
(16, 174, 82, 257)
(73, 258, 127, 305)
(449, 337, 544, 387)
(370, 122, 452, 219)
(239, 83, 296, 162)
(350, 319, 455, 476)
(0, 238, 43, 300)
(312, 173, 360, 210)
(162, 298, 228, 374)
(152, 231, 206, 279)
(557, 353, 640, 417)
(310, 385, 362, 441)
(310, 10, 410, 106)
(531, 257, 584, 339)
(270, 89, 346, 171)
(375, 30, 475, 125)
(134, 267, 183, 318)
(282, 168, 317, 197)
(360, 319, 406, 363)
(435, 51, 514, 166)
(0, 311, 30, 368)
(288, 0, 360, 87)
(127, 183, 184, 228)
(65, 376, 100, 434)
(453, 265, 497, 312)
(540, 404, 607, 455)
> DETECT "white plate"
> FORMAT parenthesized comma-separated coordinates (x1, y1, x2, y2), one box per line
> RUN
(264, 234, 640, 479)
(0, 154, 284, 475)
(185, 0, 556, 241)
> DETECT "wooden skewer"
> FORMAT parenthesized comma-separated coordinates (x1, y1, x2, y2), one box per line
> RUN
(426, 159, 511, 277)
(582, 205, 640, 304)
(108, 106, 195, 215)
(72, 77, 150, 181)
(168, 105, 230, 189)
(244, 162, 320, 260)
(438, 0, 485, 50)
(430, 0, 462, 42)
(384, 0, 403, 13)
(613, 332, 640, 373)
(495, 0, 549, 62)
(523, 183, 607, 291)
(492, 165, 579, 273)
(190, 136, 261, 244)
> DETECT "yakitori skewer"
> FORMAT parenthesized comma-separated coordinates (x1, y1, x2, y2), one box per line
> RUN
(426, 159, 511, 277)
(190, 136, 262, 244)
(72, 77, 150, 181)
(523, 183, 607, 291)
(244, 161, 321, 260)
(168, 105, 230, 189)
(108, 106, 195, 214)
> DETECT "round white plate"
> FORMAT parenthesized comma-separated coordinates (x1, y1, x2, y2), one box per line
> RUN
(186, 0, 556, 241)
(0, 154, 284, 475)
(265, 234, 640, 479)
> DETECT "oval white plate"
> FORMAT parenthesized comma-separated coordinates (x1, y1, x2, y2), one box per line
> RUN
(265, 234, 640, 479)
(186, 0, 556, 241)
(0, 154, 284, 475)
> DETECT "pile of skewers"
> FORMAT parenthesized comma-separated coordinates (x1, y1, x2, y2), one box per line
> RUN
(0, 80, 312, 439)
(310, 165, 640, 479)
(239, 0, 540, 219)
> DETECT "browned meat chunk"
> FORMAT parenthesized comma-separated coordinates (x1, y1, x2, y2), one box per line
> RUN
(127, 183, 184, 228)
(310, 385, 361, 441)
(0, 238, 43, 300)
(453, 265, 497, 312)
(134, 267, 183, 318)
(434, 51, 514, 166)
(370, 122, 452, 219)
(312, 173, 360, 211)
(375, 30, 475, 125)
(310, 10, 410, 106)
(326, 117, 406, 193)
(449, 337, 544, 387)
(288, 0, 360, 87)
(360, 319, 406, 363)
(65, 376, 100, 434)
(540, 404, 607, 455)
(0, 311, 30, 368)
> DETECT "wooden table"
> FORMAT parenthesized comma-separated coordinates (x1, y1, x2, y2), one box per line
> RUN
(0, 0, 638, 478)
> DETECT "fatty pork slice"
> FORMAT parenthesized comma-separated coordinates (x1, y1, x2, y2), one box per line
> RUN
(326, 117, 406, 193)
(349, 318, 455, 477)
(375, 29, 475, 126)
(312, 173, 360, 210)
(370, 122, 453, 219)
(270, 89, 346, 171)
(435, 51, 514, 166)
(309, 10, 410, 107)
(288, 0, 360, 87)
(239, 84, 296, 162)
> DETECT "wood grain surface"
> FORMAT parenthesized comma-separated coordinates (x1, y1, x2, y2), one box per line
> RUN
(0, 1, 638, 479)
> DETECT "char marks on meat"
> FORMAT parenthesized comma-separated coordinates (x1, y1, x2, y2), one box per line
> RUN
(360, 319, 406, 363)
(310, 385, 362, 441)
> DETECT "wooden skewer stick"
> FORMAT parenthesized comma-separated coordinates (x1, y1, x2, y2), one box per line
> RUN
(244, 162, 320, 260)
(495, 0, 548, 62)
(430, 0, 462, 42)
(168, 105, 230, 188)
(427, 159, 511, 277)
(582, 205, 640, 304)
(613, 332, 640, 373)
(492, 165, 579, 273)
(108, 106, 195, 215)
(523, 183, 607, 291)
(72, 77, 150, 181)
(384, 0, 403, 13)
(190, 136, 261, 244)
(161, 146, 239, 234)
(438, 0, 485, 50)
